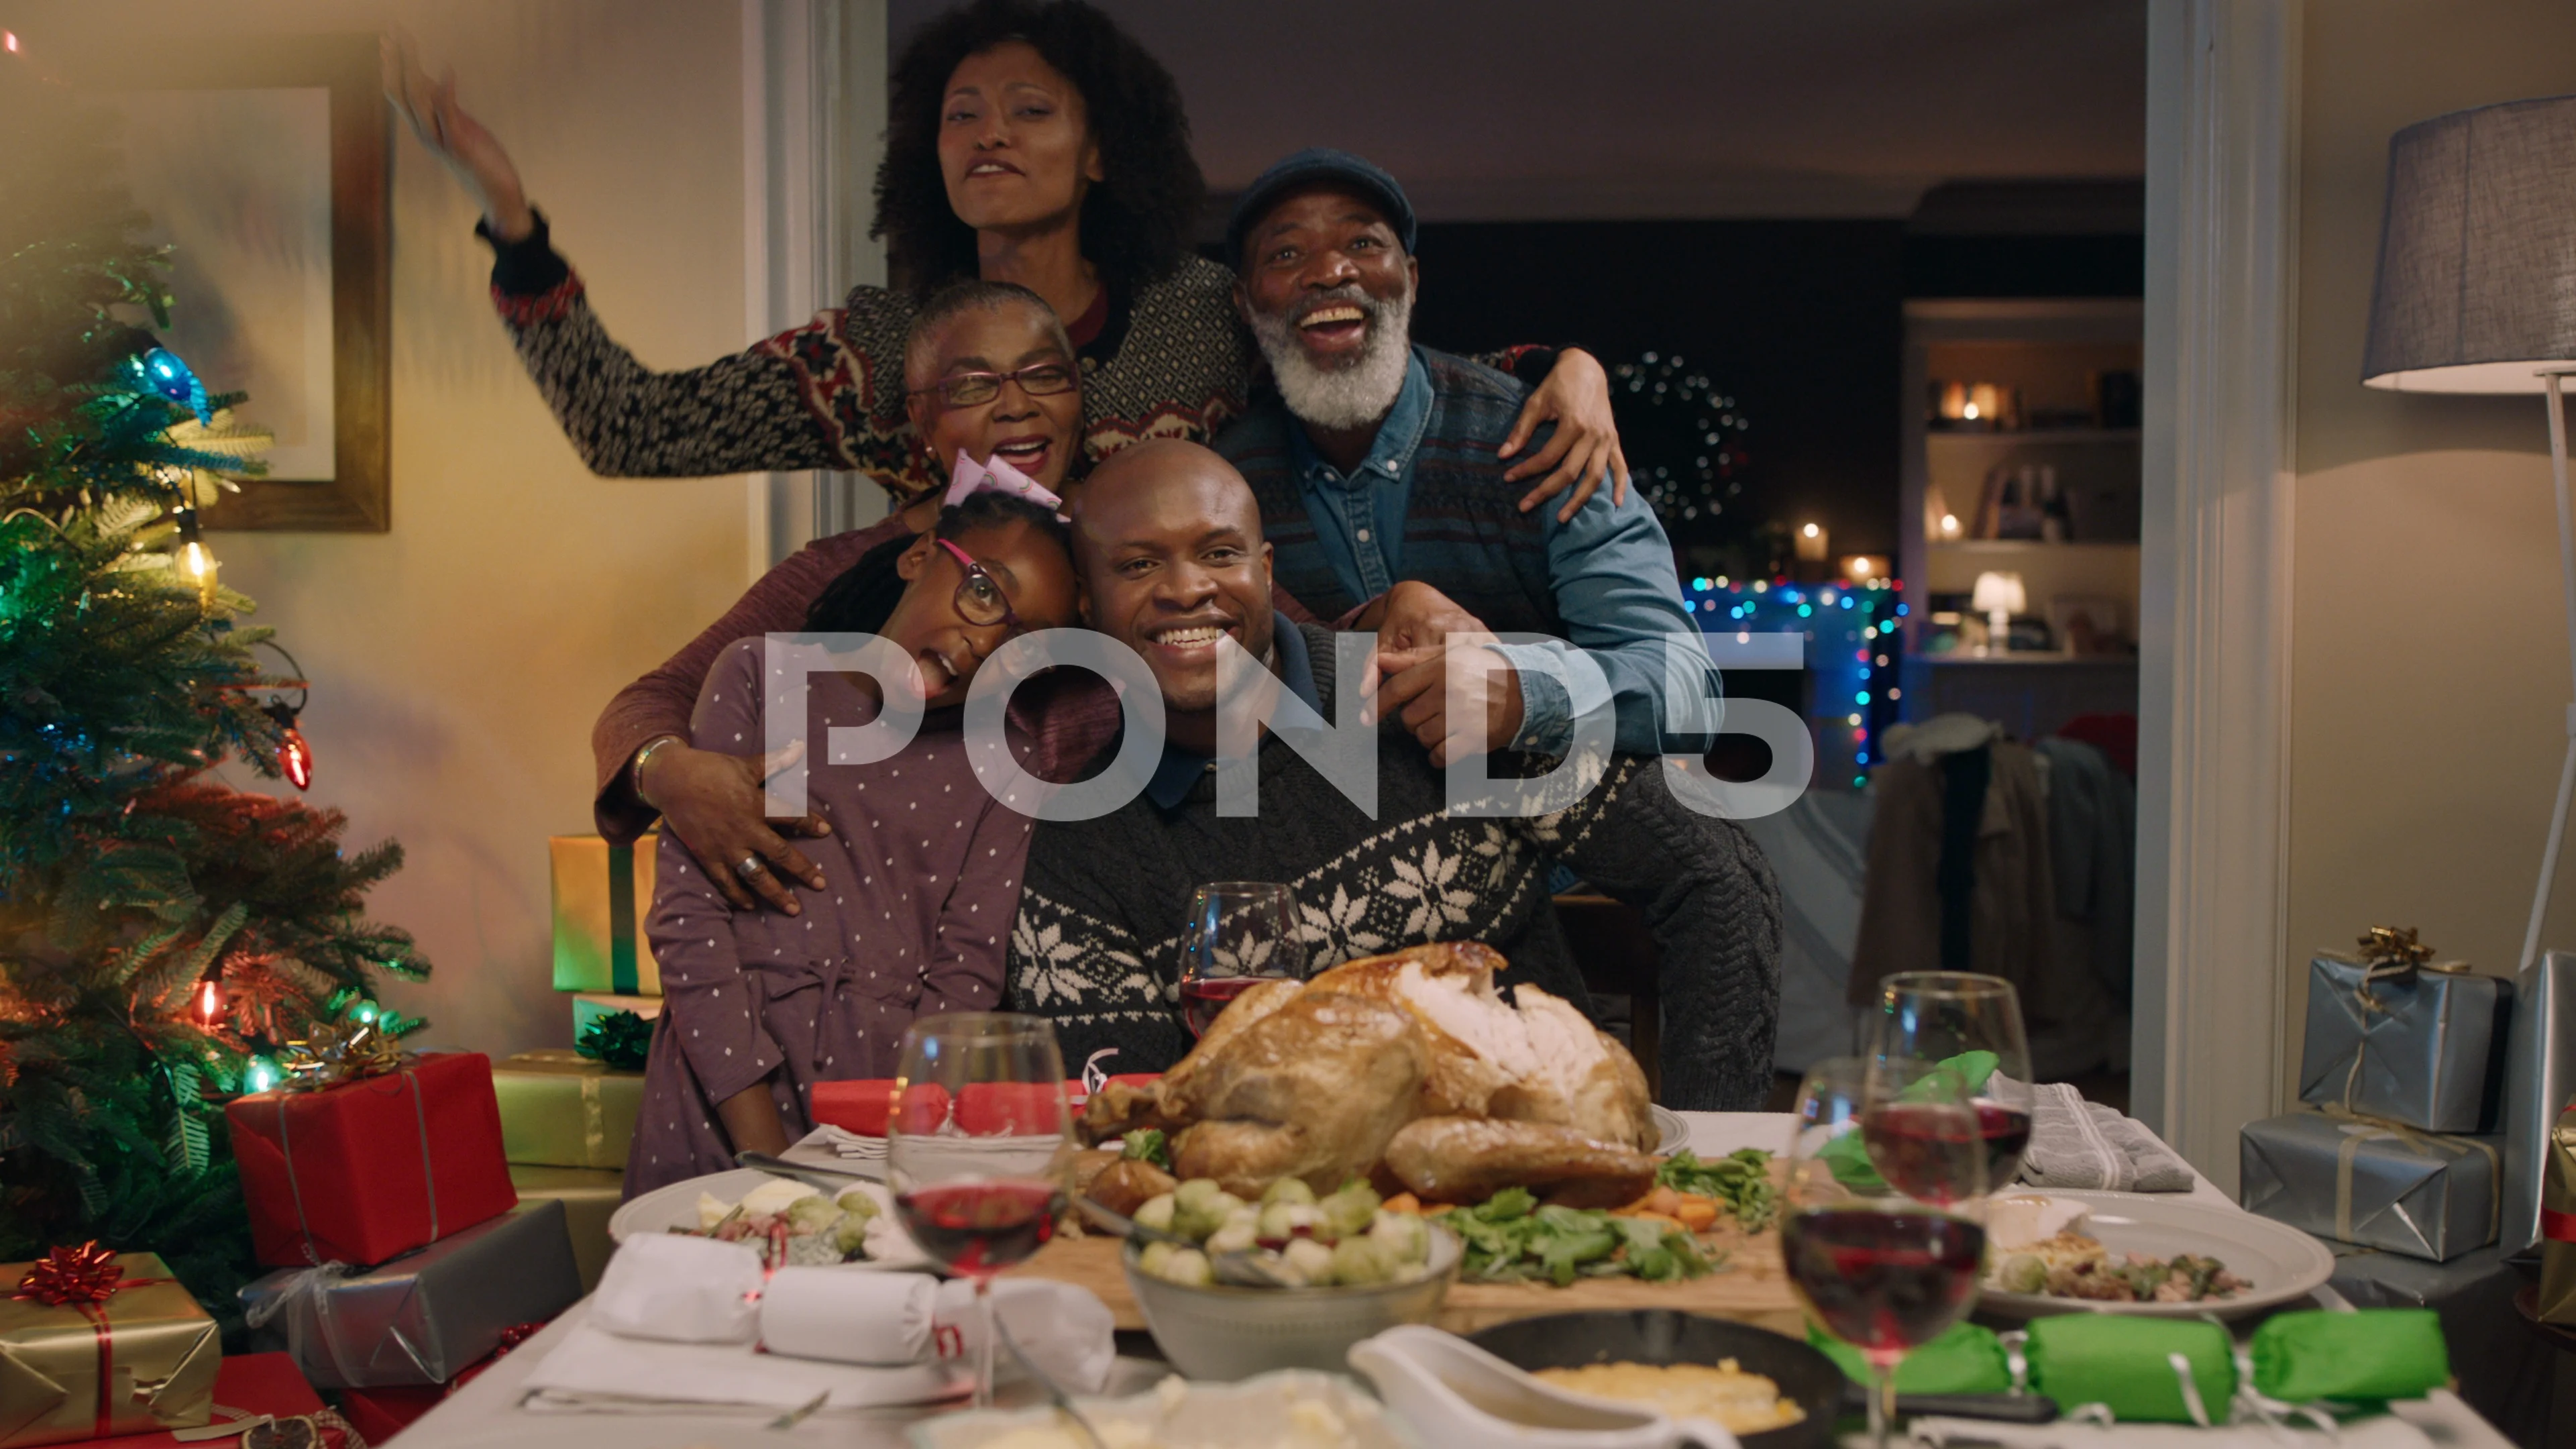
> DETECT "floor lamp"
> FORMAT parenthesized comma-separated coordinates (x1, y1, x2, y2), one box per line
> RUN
(2361, 95, 2576, 973)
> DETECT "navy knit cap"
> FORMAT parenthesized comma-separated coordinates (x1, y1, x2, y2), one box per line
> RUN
(1224, 148, 1417, 269)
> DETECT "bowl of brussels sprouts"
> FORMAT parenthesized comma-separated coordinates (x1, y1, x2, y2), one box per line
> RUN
(1119, 1176, 1462, 1381)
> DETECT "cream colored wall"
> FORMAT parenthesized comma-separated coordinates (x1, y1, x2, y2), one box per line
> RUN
(2286, 1, 2576, 1096)
(24, 0, 757, 1057)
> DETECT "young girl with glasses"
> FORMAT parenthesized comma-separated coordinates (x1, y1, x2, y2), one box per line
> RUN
(626, 287, 1085, 1194)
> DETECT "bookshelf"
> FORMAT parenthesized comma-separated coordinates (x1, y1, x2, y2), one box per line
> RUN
(1897, 299, 2141, 730)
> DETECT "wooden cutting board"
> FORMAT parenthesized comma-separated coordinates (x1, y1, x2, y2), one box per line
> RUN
(1003, 1217, 1805, 1338)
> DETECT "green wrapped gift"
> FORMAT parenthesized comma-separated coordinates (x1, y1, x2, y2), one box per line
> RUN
(509, 1163, 622, 1292)
(1810, 1322, 2010, 1394)
(2025, 1314, 2235, 1424)
(2249, 1309, 2450, 1403)
(494, 1049, 643, 1169)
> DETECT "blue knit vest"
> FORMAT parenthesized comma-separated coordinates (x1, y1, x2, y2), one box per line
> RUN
(1219, 348, 1562, 635)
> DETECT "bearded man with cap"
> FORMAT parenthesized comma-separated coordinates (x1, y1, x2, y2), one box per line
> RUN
(1214, 148, 1724, 765)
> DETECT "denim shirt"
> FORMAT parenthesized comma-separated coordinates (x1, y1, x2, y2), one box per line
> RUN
(1283, 352, 1721, 755)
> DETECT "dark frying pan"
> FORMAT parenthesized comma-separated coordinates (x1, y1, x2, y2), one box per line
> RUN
(1464, 1311, 1843, 1449)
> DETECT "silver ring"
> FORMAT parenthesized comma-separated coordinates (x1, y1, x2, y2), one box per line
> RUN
(734, 854, 767, 879)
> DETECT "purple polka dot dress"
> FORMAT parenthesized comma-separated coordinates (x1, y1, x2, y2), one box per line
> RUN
(625, 639, 1034, 1197)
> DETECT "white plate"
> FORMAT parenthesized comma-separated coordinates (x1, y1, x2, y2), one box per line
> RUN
(908, 1368, 1420, 1448)
(607, 1167, 929, 1273)
(1651, 1104, 1690, 1157)
(1976, 1189, 2337, 1320)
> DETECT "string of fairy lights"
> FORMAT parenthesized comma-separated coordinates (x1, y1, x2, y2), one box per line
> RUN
(1679, 574, 1907, 789)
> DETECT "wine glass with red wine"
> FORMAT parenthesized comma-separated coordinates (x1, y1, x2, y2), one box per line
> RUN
(1781, 1057, 1989, 1449)
(1866, 971, 2037, 1191)
(1176, 881, 1305, 1036)
(886, 1013, 1074, 1408)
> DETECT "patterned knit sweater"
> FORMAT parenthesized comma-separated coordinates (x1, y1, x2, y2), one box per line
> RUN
(484, 214, 1256, 505)
(1007, 623, 1784, 1109)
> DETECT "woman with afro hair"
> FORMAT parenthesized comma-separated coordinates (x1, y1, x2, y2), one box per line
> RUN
(387, 0, 1627, 513)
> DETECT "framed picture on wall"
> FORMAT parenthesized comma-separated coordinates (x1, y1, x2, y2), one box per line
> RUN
(63, 33, 390, 531)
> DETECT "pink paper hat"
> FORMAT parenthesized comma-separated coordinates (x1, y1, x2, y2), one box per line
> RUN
(945, 449, 1065, 513)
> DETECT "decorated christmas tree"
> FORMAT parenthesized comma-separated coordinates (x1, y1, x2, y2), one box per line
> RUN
(0, 66, 425, 1317)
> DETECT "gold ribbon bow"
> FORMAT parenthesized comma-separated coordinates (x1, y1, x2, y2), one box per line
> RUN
(2344, 926, 2472, 1012)
(276, 1017, 410, 1092)
(2318, 926, 2475, 1116)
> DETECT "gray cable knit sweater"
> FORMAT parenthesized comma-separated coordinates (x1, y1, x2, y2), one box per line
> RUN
(1006, 623, 1783, 1109)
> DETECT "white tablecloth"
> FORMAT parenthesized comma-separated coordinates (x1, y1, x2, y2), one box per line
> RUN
(389, 1113, 2516, 1449)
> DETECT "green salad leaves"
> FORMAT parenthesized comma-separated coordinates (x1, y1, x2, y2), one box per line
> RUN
(1121, 1128, 1171, 1172)
(1656, 1148, 1779, 1234)
(1446, 1187, 1716, 1287)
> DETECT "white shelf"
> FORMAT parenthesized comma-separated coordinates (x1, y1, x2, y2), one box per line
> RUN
(1930, 539, 2140, 554)
(1927, 428, 2140, 445)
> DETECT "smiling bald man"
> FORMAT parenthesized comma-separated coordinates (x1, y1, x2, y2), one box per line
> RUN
(1003, 441, 1780, 1108)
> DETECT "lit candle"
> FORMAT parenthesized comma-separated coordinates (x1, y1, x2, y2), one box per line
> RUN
(1795, 522, 1829, 561)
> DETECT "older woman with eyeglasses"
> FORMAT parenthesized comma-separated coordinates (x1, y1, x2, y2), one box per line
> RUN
(629, 287, 1088, 1191)
(601, 280, 1150, 919)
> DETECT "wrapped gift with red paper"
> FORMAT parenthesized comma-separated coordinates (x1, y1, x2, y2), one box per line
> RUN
(80, 1354, 350, 1449)
(225, 1028, 516, 1269)
(335, 1323, 543, 1444)
(0, 1246, 219, 1449)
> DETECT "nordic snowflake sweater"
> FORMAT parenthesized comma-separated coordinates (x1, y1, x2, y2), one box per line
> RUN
(1007, 621, 1784, 1110)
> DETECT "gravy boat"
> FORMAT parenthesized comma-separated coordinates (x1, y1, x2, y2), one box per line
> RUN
(1349, 1325, 1741, 1448)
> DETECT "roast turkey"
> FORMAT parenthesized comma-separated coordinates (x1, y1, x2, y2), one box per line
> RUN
(1083, 942, 1660, 1203)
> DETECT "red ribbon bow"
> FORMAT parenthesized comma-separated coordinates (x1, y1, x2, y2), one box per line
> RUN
(11, 1241, 173, 1439)
(11, 1242, 123, 1305)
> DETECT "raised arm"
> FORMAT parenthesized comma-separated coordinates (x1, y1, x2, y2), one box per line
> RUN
(1522, 755, 1783, 1111)
(388, 38, 922, 485)
(1471, 347, 1631, 519)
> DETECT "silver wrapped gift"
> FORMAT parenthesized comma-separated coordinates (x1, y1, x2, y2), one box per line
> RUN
(239, 1199, 582, 1388)
(2296, 929, 2512, 1133)
(2502, 949, 2576, 1256)
(2239, 1111, 2499, 1262)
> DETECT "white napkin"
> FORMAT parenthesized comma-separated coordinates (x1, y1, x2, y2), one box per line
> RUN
(797, 1124, 888, 1161)
(2016, 1079, 2198, 1192)
(589, 1233, 764, 1344)
(521, 1321, 959, 1413)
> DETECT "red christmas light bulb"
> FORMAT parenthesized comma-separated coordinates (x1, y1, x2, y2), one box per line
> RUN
(193, 975, 225, 1030)
(278, 724, 313, 790)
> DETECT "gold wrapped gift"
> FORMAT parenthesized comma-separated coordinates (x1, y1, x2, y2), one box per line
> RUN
(2540, 1099, 2576, 1322)
(0, 1248, 219, 1448)
(508, 1165, 623, 1292)
(494, 1049, 644, 1171)
(550, 835, 661, 996)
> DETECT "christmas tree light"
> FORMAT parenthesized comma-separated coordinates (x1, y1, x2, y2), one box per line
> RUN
(2, 78, 425, 1307)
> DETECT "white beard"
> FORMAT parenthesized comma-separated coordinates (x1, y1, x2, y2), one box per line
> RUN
(1249, 284, 1416, 433)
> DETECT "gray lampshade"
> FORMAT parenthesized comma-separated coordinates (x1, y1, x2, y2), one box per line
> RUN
(2363, 95, 2576, 393)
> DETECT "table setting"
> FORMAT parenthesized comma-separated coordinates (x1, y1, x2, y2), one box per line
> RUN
(362, 930, 2518, 1449)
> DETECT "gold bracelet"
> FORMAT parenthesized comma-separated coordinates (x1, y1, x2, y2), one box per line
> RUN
(631, 734, 685, 807)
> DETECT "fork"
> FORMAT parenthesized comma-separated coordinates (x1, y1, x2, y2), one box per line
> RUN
(992, 1312, 1108, 1449)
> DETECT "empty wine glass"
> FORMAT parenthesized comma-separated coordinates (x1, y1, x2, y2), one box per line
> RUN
(1866, 971, 2037, 1191)
(1176, 881, 1305, 1037)
(886, 1013, 1075, 1408)
(1780, 1057, 1989, 1449)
